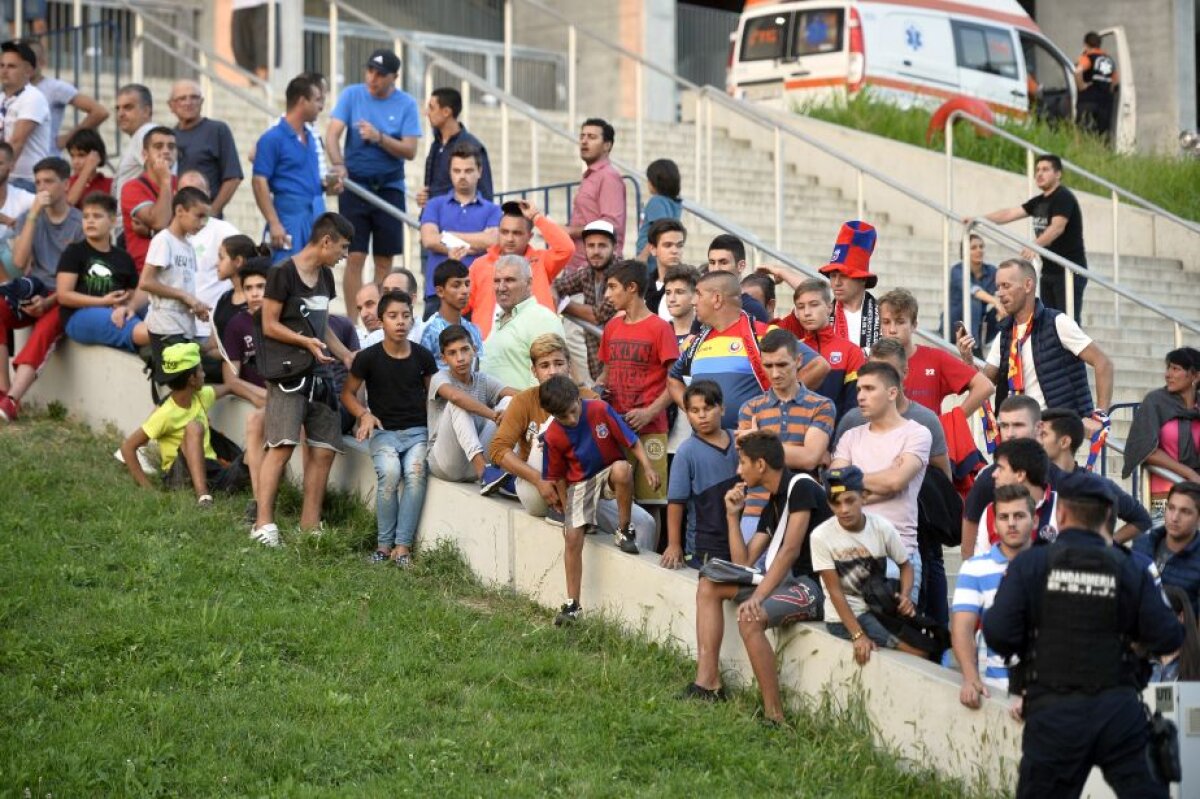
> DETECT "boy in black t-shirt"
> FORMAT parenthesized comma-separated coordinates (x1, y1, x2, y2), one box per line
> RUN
(251, 212, 356, 547)
(682, 431, 829, 724)
(968, 153, 1087, 322)
(57, 192, 148, 352)
(342, 290, 438, 567)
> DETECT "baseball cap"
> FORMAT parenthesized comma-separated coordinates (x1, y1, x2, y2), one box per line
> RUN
(161, 342, 202, 376)
(366, 48, 401, 75)
(582, 220, 616, 242)
(1, 40, 36, 69)
(824, 465, 865, 498)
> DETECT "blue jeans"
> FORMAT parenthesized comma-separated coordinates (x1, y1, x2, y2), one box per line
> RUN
(369, 427, 428, 551)
(65, 306, 144, 351)
(886, 546, 923, 604)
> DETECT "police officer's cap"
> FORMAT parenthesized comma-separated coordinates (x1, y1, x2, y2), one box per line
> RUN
(1056, 470, 1116, 505)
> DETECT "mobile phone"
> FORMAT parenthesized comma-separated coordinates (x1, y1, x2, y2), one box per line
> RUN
(955, 321, 967, 337)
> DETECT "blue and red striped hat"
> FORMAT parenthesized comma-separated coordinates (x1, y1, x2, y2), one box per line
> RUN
(818, 220, 878, 289)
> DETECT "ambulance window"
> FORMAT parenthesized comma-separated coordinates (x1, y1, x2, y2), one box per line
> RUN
(741, 13, 791, 62)
(792, 10, 844, 57)
(953, 22, 1019, 79)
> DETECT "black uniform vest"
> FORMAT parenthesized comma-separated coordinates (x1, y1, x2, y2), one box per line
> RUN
(1028, 545, 1126, 692)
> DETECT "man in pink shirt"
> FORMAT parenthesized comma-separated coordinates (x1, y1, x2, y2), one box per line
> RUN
(831, 360, 932, 600)
(563, 118, 625, 268)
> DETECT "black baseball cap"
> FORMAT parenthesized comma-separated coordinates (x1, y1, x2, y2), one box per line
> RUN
(366, 48, 400, 75)
(1, 40, 36, 69)
(824, 466, 865, 498)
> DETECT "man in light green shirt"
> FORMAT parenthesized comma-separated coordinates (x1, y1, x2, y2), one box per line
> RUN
(481, 255, 565, 389)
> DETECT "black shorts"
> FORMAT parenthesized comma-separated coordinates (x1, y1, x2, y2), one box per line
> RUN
(164, 454, 249, 494)
(339, 186, 406, 256)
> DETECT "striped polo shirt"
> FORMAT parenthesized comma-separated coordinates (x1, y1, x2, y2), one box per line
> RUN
(737, 385, 836, 535)
(951, 544, 1015, 688)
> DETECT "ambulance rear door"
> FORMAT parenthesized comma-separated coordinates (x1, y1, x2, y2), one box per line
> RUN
(950, 19, 1028, 116)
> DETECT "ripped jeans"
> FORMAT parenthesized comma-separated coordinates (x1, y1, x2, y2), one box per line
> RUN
(369, 427, 429, 551)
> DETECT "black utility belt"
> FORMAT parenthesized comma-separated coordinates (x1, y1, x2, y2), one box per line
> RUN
(1025, 684, 1136, 713)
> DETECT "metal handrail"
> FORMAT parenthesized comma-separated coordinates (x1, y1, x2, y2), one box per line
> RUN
(945, 110, 1200, 235)
(118, 0, 272, 100)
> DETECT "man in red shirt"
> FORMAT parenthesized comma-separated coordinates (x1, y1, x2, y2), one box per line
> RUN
(119, 125, 178, 272)
(878, 287, 992, 416)
(770, 277, 864, 418)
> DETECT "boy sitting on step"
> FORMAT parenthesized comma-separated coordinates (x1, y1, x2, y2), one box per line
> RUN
(120, 341, 247, 506)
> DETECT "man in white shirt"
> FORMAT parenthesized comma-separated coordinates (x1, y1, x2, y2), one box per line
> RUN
(113, 83, 156, 207)
(0, 40, 50, 192)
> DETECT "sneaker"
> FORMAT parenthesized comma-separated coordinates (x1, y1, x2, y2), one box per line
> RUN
(479, 466, 511, 497)
(0, 394, 19, 422)
(679, 682, 727, 702)
(242, 500, 258, 525)
(544, 508, 565, 527)
(554, 600, 581, 626)
(615, 523, 639, 554)
(249, 524, 281, 547)
(392, 553, 413, 569)
(197, 494, 214, 509)
(368, 550, 390, 564)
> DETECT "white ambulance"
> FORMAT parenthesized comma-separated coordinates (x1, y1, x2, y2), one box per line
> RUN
(726, 0, 1124, 127)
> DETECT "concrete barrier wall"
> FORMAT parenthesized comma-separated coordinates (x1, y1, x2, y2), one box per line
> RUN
(21, 340, 1029, 793)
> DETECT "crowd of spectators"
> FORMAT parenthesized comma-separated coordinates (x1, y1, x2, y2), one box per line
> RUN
(1, 42, 1198, 734)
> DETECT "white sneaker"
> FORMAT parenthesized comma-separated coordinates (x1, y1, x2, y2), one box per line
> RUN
(250, 524, 281, 547)
(113, 447, 157, 474)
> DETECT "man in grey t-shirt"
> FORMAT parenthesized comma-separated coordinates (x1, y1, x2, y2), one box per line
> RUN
(426, 323, 518, 483)
(170, 80, 243, 218)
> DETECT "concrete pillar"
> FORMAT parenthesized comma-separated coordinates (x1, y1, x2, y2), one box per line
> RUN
(277, 0, 305, 91)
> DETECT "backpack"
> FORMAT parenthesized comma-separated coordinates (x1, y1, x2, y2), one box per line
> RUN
(917, 465, 963, 549)
(252, 298, 317, 382)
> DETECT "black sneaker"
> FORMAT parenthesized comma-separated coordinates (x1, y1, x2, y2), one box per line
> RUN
(615, 523, 639, 554)
(679, 682, 727, 702)
(554, 600, 581, 626)
(545, 508, 565, 527)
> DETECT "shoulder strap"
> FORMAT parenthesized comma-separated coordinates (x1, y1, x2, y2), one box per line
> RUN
(764, 473, 816, 571)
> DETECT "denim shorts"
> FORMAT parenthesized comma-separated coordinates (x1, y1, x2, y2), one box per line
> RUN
(827, 611, 900, 649)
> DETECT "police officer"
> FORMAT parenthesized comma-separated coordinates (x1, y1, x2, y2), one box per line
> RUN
(1074, 32, 1118, 140)
(983, 470, 1182, 798)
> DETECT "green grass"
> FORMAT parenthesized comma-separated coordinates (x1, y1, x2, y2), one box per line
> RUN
(1, 415, 986, 797)
(803, 92, 1200, 222)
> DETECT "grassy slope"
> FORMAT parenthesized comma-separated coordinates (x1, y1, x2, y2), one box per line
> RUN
(0, 416, 984, 797)
(804, 94, 1200, 223)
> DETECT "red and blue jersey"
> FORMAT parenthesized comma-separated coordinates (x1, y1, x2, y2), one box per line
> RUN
(541, 399, 639, 484)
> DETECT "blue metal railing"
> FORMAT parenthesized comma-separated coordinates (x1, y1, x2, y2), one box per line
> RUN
(496, 176, 643, 232)
(44, 19, 122, 156)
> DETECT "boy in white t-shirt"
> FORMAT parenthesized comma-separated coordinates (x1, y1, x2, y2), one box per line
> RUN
(138, 186, 212, 376)
(810, 465, 923, 666)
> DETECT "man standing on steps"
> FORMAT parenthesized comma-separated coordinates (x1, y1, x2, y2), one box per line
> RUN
(326, 49, 421, 321)
(253, 74, 326, 265)
(112, 84, 156, 210)
(817, 221, 881, 353)
(418, 87, 493, 207)
(555, 220, 619, 385)
(169, 79, 243, 219)
(956, 258, 1111, 424)
(967, 154, 1088, 322)
(563, 118, 625, 269)
(0, 40, 50, 193)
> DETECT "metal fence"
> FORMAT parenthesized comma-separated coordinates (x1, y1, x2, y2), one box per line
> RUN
(303, 0, 503, 41)
(44, 0, 200, 82)
(676, 2, 738, 90)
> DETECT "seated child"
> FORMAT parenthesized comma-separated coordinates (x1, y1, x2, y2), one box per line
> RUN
(220, 256, 268, 406)
(810, 466, 924, 665)
(57, 192, 148, 352)
(538, 375, 661, 626)
(420, 259, 484, 370)
(211, 234, 270, 342)
(120, 341, 247, 505)
(427, 323, 517, 483)
(65, 128, 113, 210)
(341, 290, 438, 567)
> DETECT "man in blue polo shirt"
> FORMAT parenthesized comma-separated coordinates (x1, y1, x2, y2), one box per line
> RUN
(418, 87, 492, 207)
(418, 143, 500, 315)
(252, 74, 325, 263)
(326, 48, 421, 322)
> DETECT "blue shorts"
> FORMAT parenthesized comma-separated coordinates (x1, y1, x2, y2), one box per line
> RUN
(65, 306, 143, 352)
(339, 185, 405, 256)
